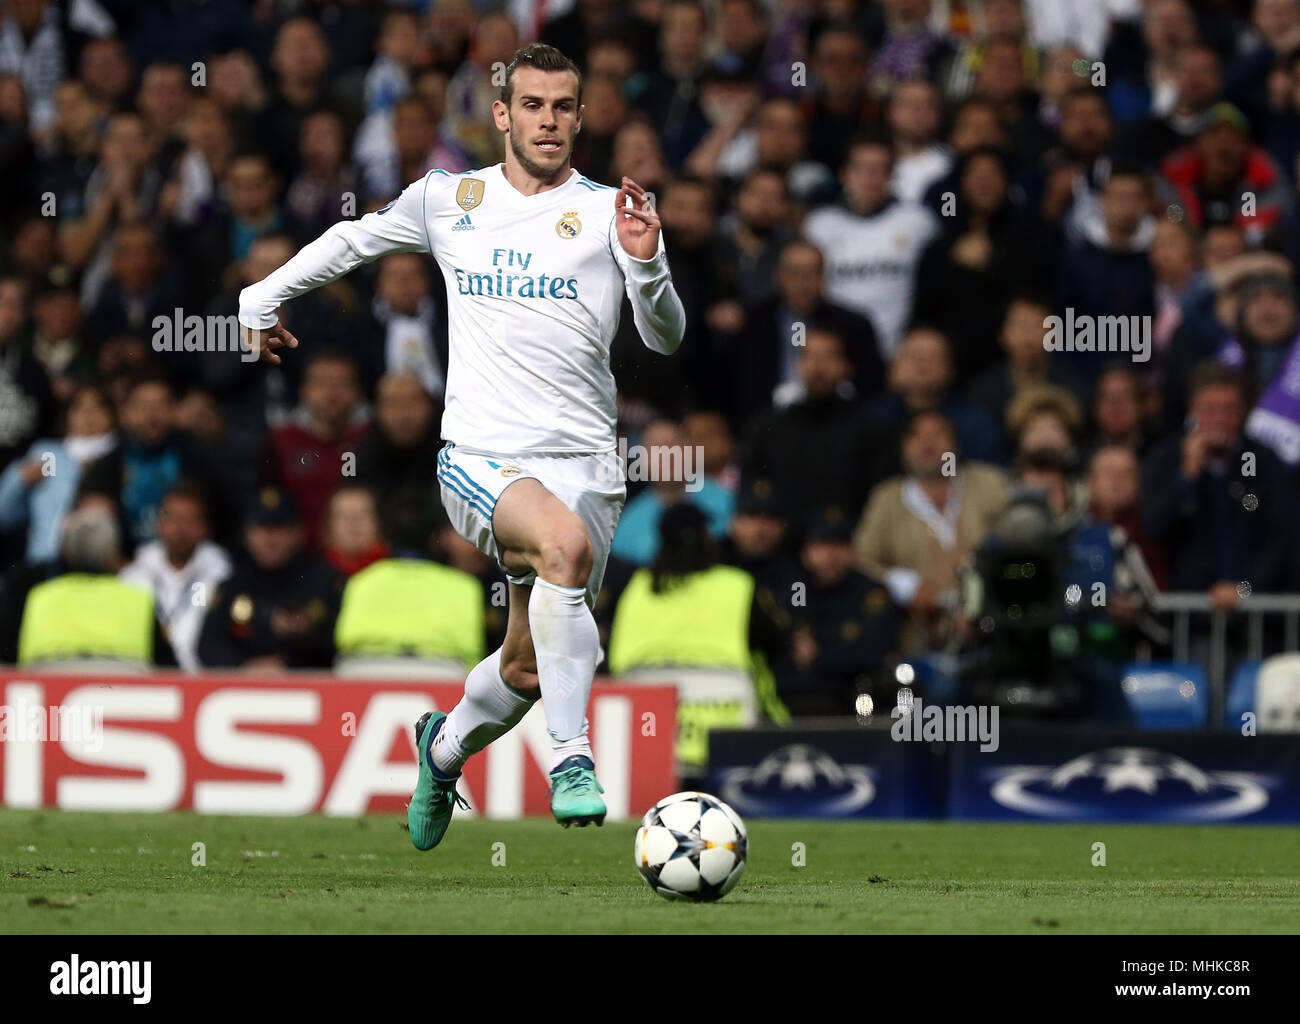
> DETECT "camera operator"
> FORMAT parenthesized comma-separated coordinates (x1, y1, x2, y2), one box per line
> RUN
(959, 447, 1160, 722)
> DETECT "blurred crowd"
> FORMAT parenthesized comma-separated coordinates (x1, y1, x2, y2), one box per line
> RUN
(2, 0, 1300, 724)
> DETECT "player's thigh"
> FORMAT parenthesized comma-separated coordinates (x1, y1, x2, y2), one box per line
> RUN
(499, 581, 540, 696)
(492, 477, 593, 582)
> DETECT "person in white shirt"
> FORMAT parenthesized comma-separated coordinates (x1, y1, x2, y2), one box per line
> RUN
(119, 482, 232, 673)
(888, 78, 952, 204)
(239, 43, 685, 846)
(804, 135, 940, 360)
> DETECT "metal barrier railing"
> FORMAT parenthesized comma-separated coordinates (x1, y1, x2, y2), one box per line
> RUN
(1145, 593, 1300, 728)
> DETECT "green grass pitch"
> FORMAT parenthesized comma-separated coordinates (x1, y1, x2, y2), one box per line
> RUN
(2, 809, 1298, 933)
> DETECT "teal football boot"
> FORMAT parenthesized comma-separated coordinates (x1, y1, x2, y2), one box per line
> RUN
(407, 711, 468, 851)
(549, 755, 606, 827)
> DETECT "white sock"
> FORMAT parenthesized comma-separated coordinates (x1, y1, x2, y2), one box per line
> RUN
(528, 577, 598, 771)
(431, 648, 535, 777)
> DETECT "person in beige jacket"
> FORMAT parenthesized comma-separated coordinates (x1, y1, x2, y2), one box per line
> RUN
(853, 410, 1009, 652)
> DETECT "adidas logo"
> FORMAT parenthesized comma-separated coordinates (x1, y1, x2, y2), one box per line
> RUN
(452, 213, 474, 231)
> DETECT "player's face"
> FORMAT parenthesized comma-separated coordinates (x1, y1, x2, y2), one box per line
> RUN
(496, 68, 583, 182)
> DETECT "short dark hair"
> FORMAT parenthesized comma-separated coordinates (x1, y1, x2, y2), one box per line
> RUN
(162, 480, 210, 517)
(1188, 361, 1249, 402)
(501, 43, 582, 107)
(843, 130, 894, 169)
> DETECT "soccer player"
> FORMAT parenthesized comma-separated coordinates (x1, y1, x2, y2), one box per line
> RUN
(237, 44, 686, 846)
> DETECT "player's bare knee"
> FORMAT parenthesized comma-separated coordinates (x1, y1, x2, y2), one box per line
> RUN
(537, 524, 593, 588)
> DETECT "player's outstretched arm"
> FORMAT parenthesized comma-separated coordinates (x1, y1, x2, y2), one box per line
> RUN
(614, 176, 686, 356)
(238, 174, 435, 358)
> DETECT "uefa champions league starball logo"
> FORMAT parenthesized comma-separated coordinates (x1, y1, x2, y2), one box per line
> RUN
(718, 744, 876, 816)
(989, 747, 1271, 822)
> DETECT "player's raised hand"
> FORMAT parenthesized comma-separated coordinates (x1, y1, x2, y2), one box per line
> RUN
(240, 321, 300, 365)
(615, 176, 660, 261)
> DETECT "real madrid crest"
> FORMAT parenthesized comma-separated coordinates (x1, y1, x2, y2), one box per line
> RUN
(456, 178, 485, 211)
(556, 211, 582, 239)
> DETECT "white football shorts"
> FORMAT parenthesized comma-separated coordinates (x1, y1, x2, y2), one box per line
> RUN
(436, 442, 626, 606)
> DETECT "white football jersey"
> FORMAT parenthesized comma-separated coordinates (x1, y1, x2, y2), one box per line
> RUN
(239, 164, 685, 454)
(803, 199, 939, 360)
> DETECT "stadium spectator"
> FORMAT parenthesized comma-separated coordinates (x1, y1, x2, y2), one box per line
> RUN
(354, 67, 471, 207)
(444, 11, 519, 167)
(1087, 443, 1167, 589)
(264, 350, 369, 552)
(778, 509, 901, 718)
(362, 8, 425, 118)
(1005, 382, 1084, 460)
(887, 77, 951, 204)
(941, 0, 1036, 100)
(872, 0, 956, 95)
(709, 166, 793, 311)
(1103, 0, 1198, 126)
(653, 174, 719, 358)
(159, 96, 232, 231)
(804, 135, 939, 359)
(0, 381, 115, 565)
(79, 370, 232, 551)
(804, 25, 878, 172)
(704, 95, 836, 207)
(1057, 164, 1157, 381)
(30, 266, 90, 400)
(59, 110, 159, 308)
(741, 326, 890, 527)
(0, 275, 57, 472)
(283, 109, 359, 243)
(1148, 218, 1206, 384)
(253, 17, 345, 180)
(871, 326, 1005, 468)
(913, 145, 1052, 377)
(86, 222, 181, 351)
(363, 253, 444, 401)
(197, 486, 341, 670)
(853, 409, 1009, 652)
(1120, 44, 1223, 166)
(1141, 363, 1298, 603)
(1027, 89, 1113, 240)
(0, 0, 115, 139)
(968, 294, 1086, 449)
(353, 371, 441, 550)
(322, 484, 390, 577)
(716, 476, 799, 592)
(119, 481, 232, 672)
(17, 499, 176, 669)
(1215, 270, 1300, 466)
(715, 239, 884, 431)
(683, 409, 740, 493)
(1087, 364, 1150, 456)
(610, 417, 734, 567)
(634, 0, 712, 170)
(76, 34, 131, 109)
(608, 115, 672, 196)
(1157, 102, 1293, 248)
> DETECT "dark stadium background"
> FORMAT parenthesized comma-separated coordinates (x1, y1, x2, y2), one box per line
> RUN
(0, 0, 1298, 800)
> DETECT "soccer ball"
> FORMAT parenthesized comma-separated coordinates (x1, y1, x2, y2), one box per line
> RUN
(634, 791, 748, 901)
